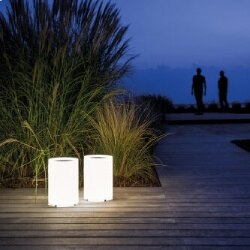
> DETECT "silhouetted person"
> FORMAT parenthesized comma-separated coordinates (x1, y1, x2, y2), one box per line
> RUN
(218, 70, 229, 110)
(191, 68, 206, 114)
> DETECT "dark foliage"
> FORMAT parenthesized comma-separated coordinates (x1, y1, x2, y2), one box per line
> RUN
(231, 139, 250, 153)
(0, 0, 134, 93)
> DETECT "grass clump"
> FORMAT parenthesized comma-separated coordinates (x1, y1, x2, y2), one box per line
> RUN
(89, 100, 163, 186)
(0, 56, 109, 189)
(0, 0, 163, 188)
(0, 0, 134, 188)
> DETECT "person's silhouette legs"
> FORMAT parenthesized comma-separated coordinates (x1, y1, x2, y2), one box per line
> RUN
(219, 91, 229, 111)
(195, 90, 204, 114)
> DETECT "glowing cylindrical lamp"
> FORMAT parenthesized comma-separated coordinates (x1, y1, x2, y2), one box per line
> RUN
(84, 155, 113, 202)
(48, 157, 79, 207)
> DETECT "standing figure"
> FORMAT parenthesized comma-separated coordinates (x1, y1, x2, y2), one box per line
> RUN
(191, 68, 206, 114)
(218, 70, 229, 110)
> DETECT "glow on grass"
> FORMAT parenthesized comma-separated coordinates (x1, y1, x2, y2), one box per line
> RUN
(48, 157, 79, 207)
(84, 155, 113, 202)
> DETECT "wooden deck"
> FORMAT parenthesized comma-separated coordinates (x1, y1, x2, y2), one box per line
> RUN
(0, 187, 174, 249)
(1, 123, 250, 249)
(155, 123, 250, 249)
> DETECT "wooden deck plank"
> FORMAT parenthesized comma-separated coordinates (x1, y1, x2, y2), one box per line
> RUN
(2, 212, 250, 219)
(0, 237, 186, 246)
(2, 229, 250, 238)
(0, 247, 189, 250)
(2, 223, 250, 230)
(2, 201, 250, 207)
(1, 206, 250, 213)
(0, 247, 195, 250)
(2, 237, 250, 246)
(3, 216, 250, 224)
(2, 197, 250, 203)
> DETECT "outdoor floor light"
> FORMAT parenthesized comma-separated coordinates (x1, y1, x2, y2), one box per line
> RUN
(48, 157, 79, 207)
(84, 155, 113, 202)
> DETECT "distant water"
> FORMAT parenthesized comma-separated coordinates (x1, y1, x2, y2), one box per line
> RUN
(122, 66, 250, 105)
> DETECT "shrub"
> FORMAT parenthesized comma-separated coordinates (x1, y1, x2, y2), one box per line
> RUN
(186, 105, 196, 113)
(0, 0, 133, 188)
(231, 102, 242, 113)
(207, 103, 219, 112)
(89, 101, 163, 186)
(244, 102, 250, 113)
(139, 95, 174, 114)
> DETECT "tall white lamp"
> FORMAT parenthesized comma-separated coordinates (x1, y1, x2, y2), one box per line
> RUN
(48, 157, 79, 207)
(84, 155, 113, 202)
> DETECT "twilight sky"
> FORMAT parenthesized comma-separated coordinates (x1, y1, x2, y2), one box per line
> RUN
(112, 0, 250, 103)
(1, 0, 250, 103)
(114, 0, 250, 69)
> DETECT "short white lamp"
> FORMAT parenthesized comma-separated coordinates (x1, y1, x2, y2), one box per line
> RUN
(48, 157, 79, 207)
(84, 155, 113, 202)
